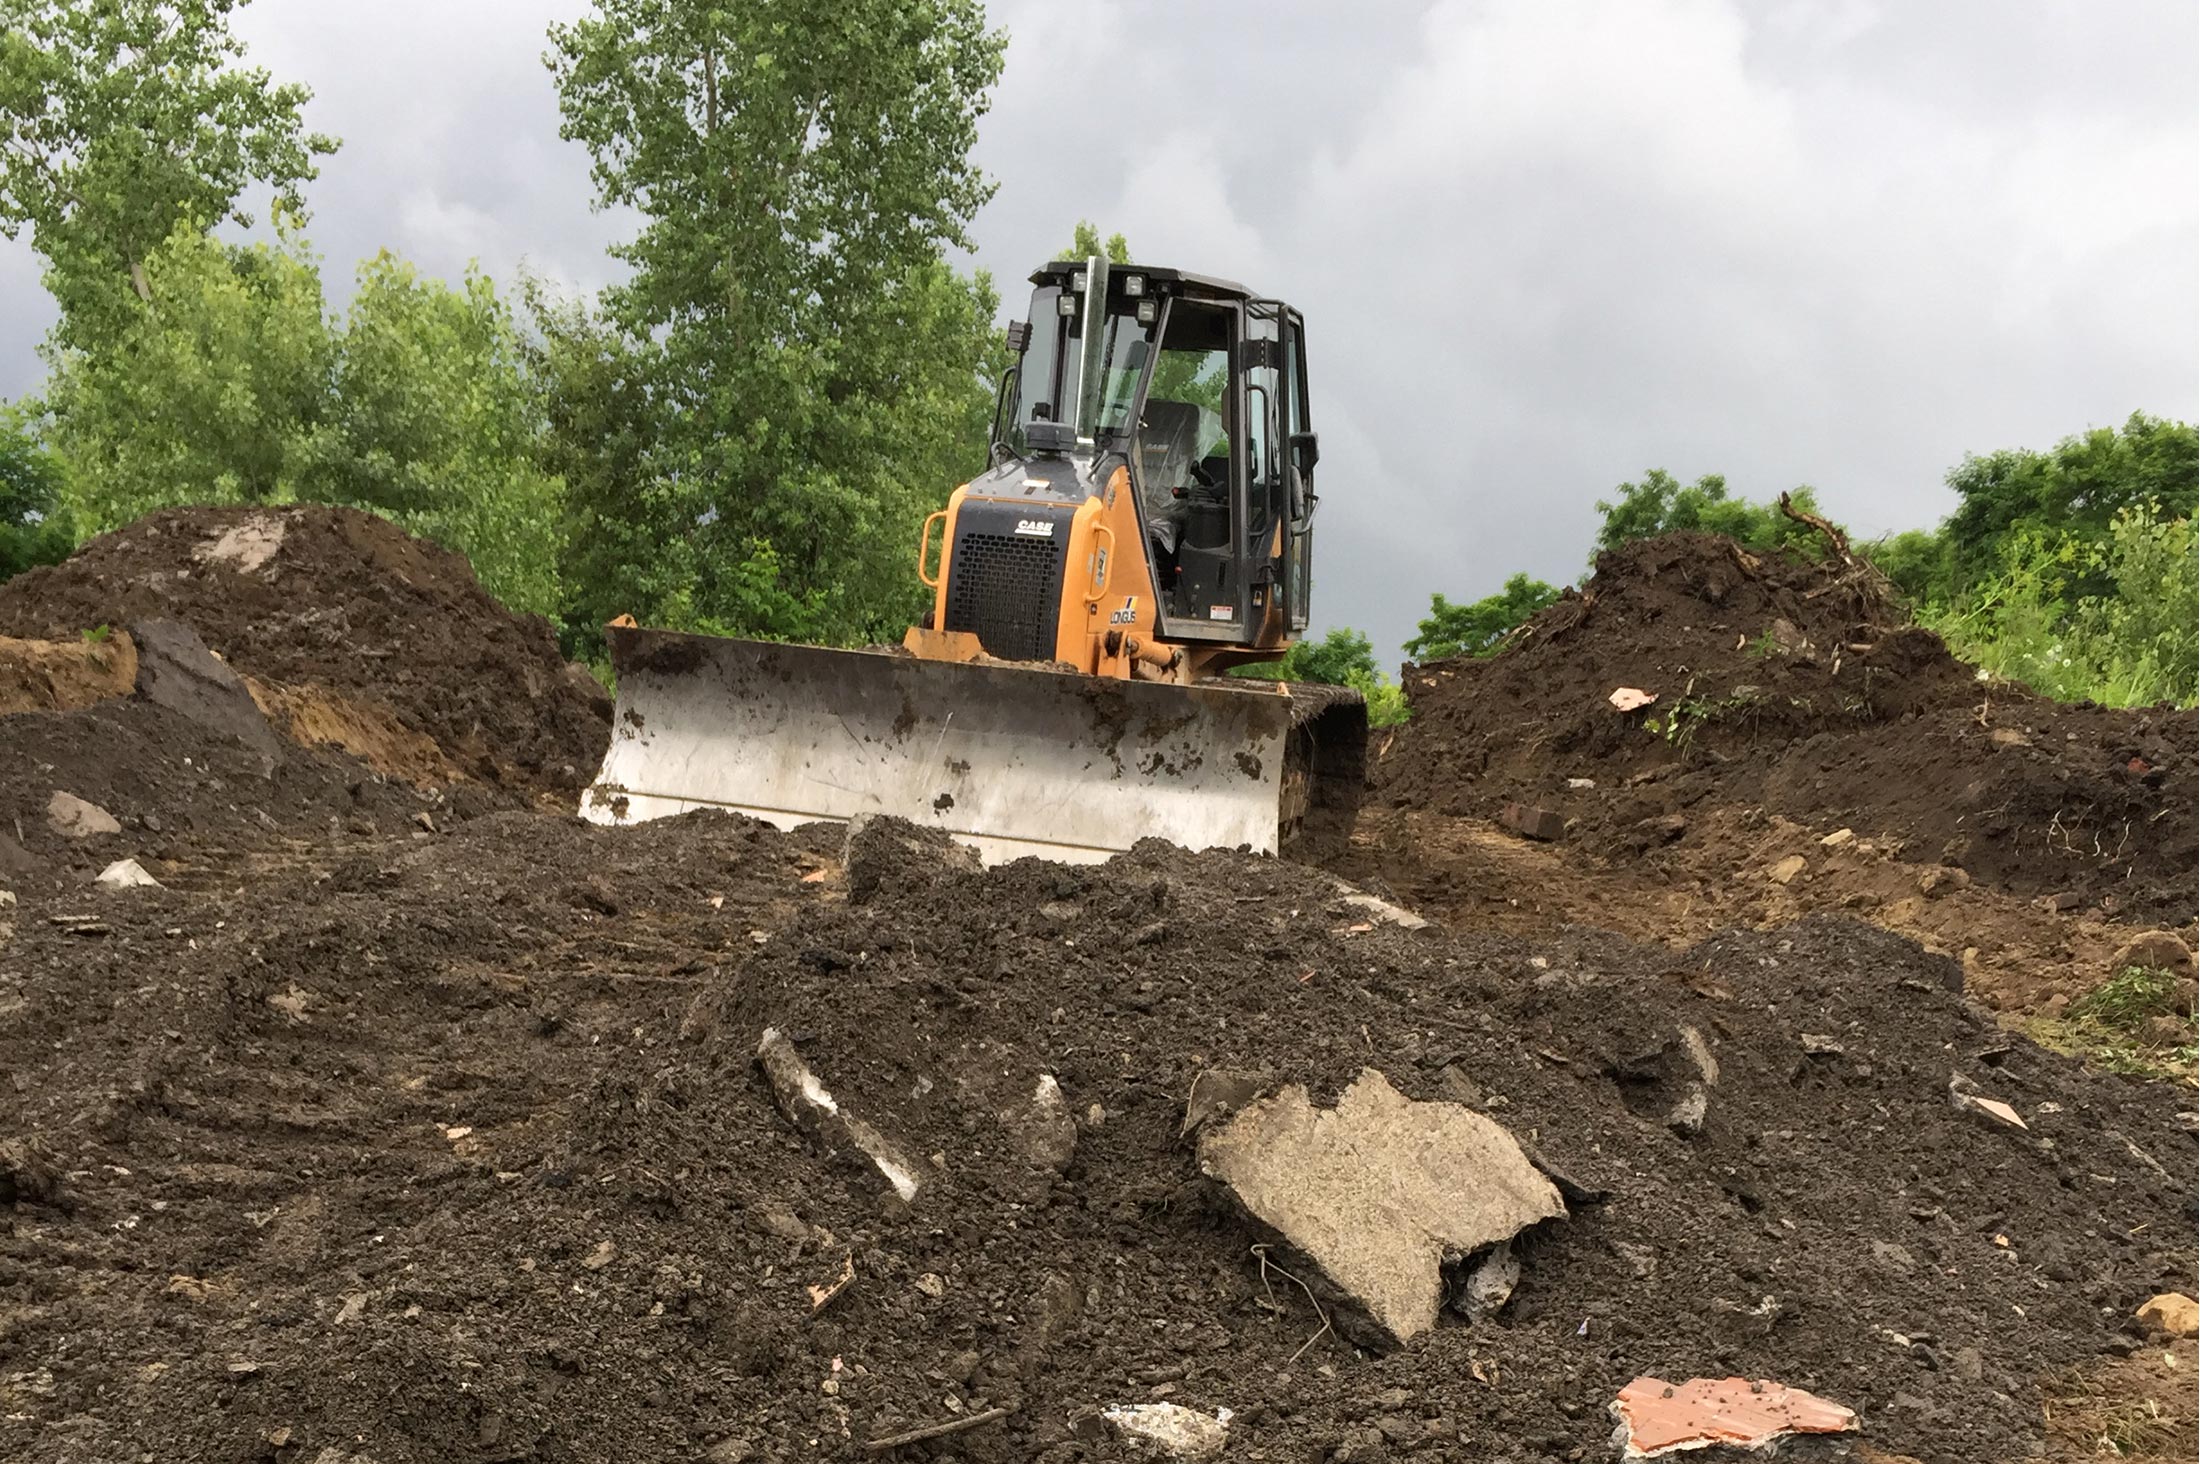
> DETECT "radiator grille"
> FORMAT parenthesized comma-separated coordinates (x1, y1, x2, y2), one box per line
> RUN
(944, 530, 1064, 662)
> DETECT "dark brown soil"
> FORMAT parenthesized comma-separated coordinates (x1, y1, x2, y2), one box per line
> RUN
(1, 813, 2187, 1464)
(0, 699, 434, 889)
(0, 506, 611, 802)
(1375, 533, 2197, 921)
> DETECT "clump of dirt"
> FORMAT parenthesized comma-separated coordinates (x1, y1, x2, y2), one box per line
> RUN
(0, 506, 611, 801)
(1376, 533, 2196, 920)
(0, 813, 2186, 1463)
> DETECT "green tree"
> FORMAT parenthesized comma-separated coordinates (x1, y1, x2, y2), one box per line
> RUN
(1404, 573, 1562, 662)
(43, 219, 563, 614)
(1233, 626, 1409, 725)
(42, 216, 331, 515)
(0, 0, 336, 348)
(1059, 219, 1130, 264)
(546, 0, 1006, 643)
(1593, 470, 1835, 560)
(310, 251, 564, 614)
(1943, 412, 2197, 593)
(1861, 526, 1953, 606)
(0, 402, 73, 579)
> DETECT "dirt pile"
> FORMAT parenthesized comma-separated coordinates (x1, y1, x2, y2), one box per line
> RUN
(1, 813, 2187, 1463)
(1376, 533, 2196, 920)
(0, 506, 611, 801)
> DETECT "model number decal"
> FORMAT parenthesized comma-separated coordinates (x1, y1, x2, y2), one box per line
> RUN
(1014, 518, 1055, 538)
(1109, 595, 1138, 625)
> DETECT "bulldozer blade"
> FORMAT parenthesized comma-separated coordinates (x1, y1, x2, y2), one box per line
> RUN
(582, 626, 1297, 864)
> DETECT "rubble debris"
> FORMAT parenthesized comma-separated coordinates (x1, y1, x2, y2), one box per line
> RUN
(1767, 855, 1806, 885)
(1000, 1073, 1077, 1175)
(1181, 1068, 1273, 1138)
(1611, 1376, 1858, 1458)
(1101, 1402, 1232, 1459)
(807, 1254, 855, 1314)
(1819, 827, 1855, 847)
(1339, 890, 1430, 930)
(128, 618, 283, 767)
(1948, 1073, 2028, 1131)
(2137, 1293, 2198, 1338)
(1499, 803, 1565, 841)
(1195, 1069, 1565, 1348)
(756, 1027, 923, 1204)
(1664, 1027, 1719, 1138)
(1457, 1241, 1520, 1318)
(47, 790, 120, 838)
(581, 1240, 617, 1271)
(1607, 687, 1657, 711)
(95, 858, 162, 890)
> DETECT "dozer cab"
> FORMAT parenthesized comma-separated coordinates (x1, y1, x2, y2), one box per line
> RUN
(584, 254, 1366, 862)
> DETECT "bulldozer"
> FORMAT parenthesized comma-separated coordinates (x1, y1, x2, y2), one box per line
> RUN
(583, 255, 1367, 863)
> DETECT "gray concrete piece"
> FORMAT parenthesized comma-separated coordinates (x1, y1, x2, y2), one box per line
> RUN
(129, 619, 282, 768)
(1197, 1069, 1565, 1348)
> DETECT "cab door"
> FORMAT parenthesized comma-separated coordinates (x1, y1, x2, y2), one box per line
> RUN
(1280, 309, 1314, 633)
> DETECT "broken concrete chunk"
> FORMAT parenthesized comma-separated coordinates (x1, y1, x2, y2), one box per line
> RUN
(1339, 892, 1429, 931)
(1456, 1241, 1520, 1318)
(2137, 1292, 2199, 1338)
(129, 618, 282, 766)
(1002, 1073, 1077, 1175)
(47, 790, 121, 839)
(1766, 855, 1806, 885)
(1948, 1073, 2028, 1131)
(95, 858, 162, 890)
(1499, 802, 1565, 841)
(756, 1027, 923, 1203)
(1612, 1376, 1856, 1458)
(1196, 1069, 1564, 1349)
(1181, 1068, 1274, 1138)
(1819, 827, 1855, 847)
(1608, 687, 1657, 712)
(1103, 1403, 1232, 1459)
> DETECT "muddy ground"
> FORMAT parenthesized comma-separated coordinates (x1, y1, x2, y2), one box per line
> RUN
(1, 513, 2193, 1464)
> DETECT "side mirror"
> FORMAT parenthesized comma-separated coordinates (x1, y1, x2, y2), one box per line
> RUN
(1290, 431, 1321, 473)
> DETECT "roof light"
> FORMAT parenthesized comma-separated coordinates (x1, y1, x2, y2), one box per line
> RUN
(1124, 273, 1145, 298)
(1058, 292, 1079, 317)
(1069, 270, 1087, 293)
(1136, 299, 1157, 325)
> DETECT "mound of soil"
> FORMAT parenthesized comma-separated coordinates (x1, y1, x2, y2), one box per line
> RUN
(1377, 533, 2196, 921)
(1, 813, 2185, 1463)
(0, 506, 611, 802)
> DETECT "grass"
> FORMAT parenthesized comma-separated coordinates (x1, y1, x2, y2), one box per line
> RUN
(2026, 966, 2198, 1082)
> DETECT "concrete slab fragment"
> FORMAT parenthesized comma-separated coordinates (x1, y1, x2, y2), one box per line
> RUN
(755, 1028, 923, 1203)
(1103, 1403, 1232, 1459)
(1196, 1069, 1565, 1348)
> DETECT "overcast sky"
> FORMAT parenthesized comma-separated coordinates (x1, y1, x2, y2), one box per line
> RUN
(2, 0, 2192, 660)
